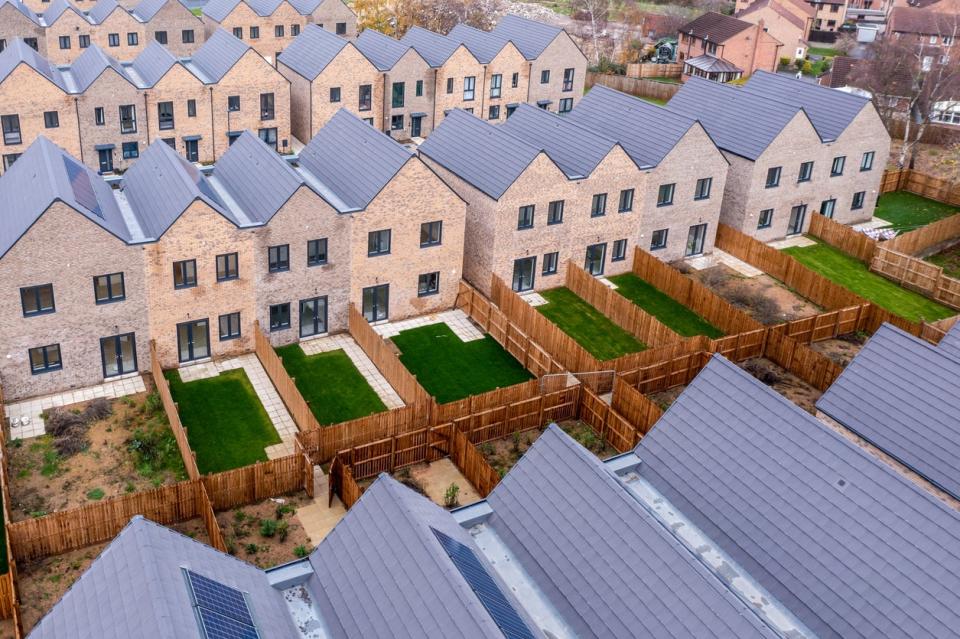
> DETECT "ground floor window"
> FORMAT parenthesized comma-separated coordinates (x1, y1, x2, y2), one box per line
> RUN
(758, 209, 773, 229)
(259, 128, 278, 150)
(101, 333, 137, 377)
(650, 229, 668, 251)
(270, 303, 291, 331)
(219, 312, 241, 341)
(543, 252, 559, 275)
(177, 319, 209, 363)
(299, 297, 327, 337)
(362, 284, 389, 322)
(787, 204, 807, 235)
(820, 198, 836, 219)
(418, 272, 440, 297)
(29, 344, 62, 374)
(612, 239, 627, 262)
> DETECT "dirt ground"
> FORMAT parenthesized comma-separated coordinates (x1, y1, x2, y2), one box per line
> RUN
(690, 265, 822, 324)
(395, 459, 481, 509)
(478, 430, 538, 477)
(7, 393, 186, 521)
(808, 333, 868, 368)
(218, 493, 313, 569)
(888, 141, 960, 183)
(646, 386, 686, 412)
(739, 358, 822, 414)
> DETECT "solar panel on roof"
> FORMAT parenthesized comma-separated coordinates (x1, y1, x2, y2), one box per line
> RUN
(185, 569, 261, 639)
(431, 528, 537, 639)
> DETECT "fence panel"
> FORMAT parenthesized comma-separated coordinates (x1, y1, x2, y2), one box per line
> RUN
(202, 454, 306, 511)
(150, 341, 200, 480)
(610, 377, 662, 440)
(577, 386, 638, 453)
(763, 331, 844, 392)
(297, 402, 431, 465)
(449, 428, 500, 497)
(0, 423, 22, 632)
(882, 169, 960, 207)
(586, 72, 681, 102)
(885, 212, 960, 256)
(253, 323, 322, 432)
(808, 214, 878, 263)
(871, 246, 960, 310)
(196, 483, 226, 553)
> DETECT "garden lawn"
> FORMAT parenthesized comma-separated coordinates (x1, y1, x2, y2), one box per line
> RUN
(609, 273, 724, 338)
(874, 191, 958, 232)
(927, 244, 960, 279)
(807, 46, 838, 57)
(165, 369, 280, 474)
(783, 240, 954, 322)
(391, 323, 533, 404)
(638, 95, 668, 106)
(536, 287, 646, 360)
(275, 345, 386, 425)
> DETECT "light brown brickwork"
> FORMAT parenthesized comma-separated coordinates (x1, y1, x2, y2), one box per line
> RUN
(525, 33, 587, 114)
(204, 1, 308, 64)
(76, 70, 147, 172)
(479, 43, 529, 123)
(823, 105, 890, 226)
(44, 8, 147, 65)
(307, 0, 356, 39)
(381, 49, 434, 140)
(145, 64, 213, 164)
(143, 0, 205, 57)
(432, 46, 484, 127)
(678, 22, 782, 78)
(0, 7, 45, 57)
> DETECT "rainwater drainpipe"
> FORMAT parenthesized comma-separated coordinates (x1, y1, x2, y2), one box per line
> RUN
(74, 98, 84, 164)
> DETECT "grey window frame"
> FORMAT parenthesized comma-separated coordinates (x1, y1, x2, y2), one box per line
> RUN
(187, 99, 196, 117)
(757, 208, 774, 229)
(93, 272, 125, 304)
(392, 81, 405, 108)
(820, 198, 836, 218)
(336, 22, 346, 35)
(417, 272, 440, 297)
(657, 183, 675, 207)
(1, 114, 20, 145)
(489, 73, 502, 98)
(269, 303, 291, 331)
(127, 32, 138, 46)
(94, 107, 105, 126)
(391, 114, 404, 131)
(291, 24, 300, 36)
(463, 76, 475, 101)
(488, 105, 500, 120)
(540, 69, 550, 84)
(21, 284, 55, 316)
(155, 30, 167, 44)
(618, 188, 634, 213)
(218, 312, 241, 340)
(173, 259, 197, 289)
(415, 79, 423, 96)
(547, 200, 564, 225)
(157, 101, 174, 130)
(612, 238, 627, 262)
(307, 238, 328, 266)
(446, 77, 454, 94)
(591, 193, 607, 217)
(830, 155, 845, 177)
(79, 34, 90, 48)
(330, 86, 341, 102)
(122, 142, 139, 159)
(860, 151, 874, 171)
(517, 204, 534, 230)
(798, 161, 814, 182)
(43, 111, 59, 129)
(511, 72, 518, 88)
(299, 296, 328, 337)
(359, 84, 372, 111)
(650, 228, 668, 251)
(558, 97, 573, 113)
(694, 177, 712, 200)
(765, 166, 781, 188)
(542, 251, 558, 275)
(249, 26, 260, 39)
(29, 344, 62, 374)
(119, 104, 137, 133)
(227, 95, 240, 112)
(268, 244, 290, 272)
(108, 33, 120, 47)
(260, 93, 275, 120)
(182, 29, 195, 43)
(275, 24, 284, 37)
(562, 67, 574, 91)
(420, 221, 442, 247)
(851, 190, 866, 210)
(59, 35, 70, 49)
(367, 229, 391, 256)
(216, 252, 239, 281)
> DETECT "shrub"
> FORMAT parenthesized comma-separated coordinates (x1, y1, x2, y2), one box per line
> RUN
(86, 488, 105, 501)
(259, 518, 278, 538)
(779, 56, 791, 68)
(244, 543, 259, 555)
(233, 509, 247, 524)
(275, 503, 295, 519)
(443, 483, 460, 509)
(277, 521, 289, 542)
(83, 398, 113, 422)
(45, 409, 85, 438)
(801, 60, 813, 75)
(128, 426, 184, 478)
(293, 545, 308, 558)
(53, 433, 89, 457)
(225, 538, 236, 555)
(726, 284, 781, 324)
(700, 268, 729, 290)
(511, 432, 522, 455)
(144, 392, 163, 416)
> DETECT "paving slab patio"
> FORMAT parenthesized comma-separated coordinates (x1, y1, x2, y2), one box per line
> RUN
(769, 236, 816, 250)
(686, 249, 764, 277)
(521, 292, 548, 307)
(298, 334, 404, 410)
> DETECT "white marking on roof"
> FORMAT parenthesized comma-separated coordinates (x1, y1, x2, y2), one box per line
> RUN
(56, 68, 79, 94)
(181, 59, 212, 84)
(281, 584, 332, 639)
(293, 165, 358, 213)
(112, 188, 150, 242)
(121, 62, 147, 88)
(205, 175, 257, 226)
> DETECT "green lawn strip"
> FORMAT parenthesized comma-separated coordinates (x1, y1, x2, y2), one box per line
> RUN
(275, 345, 386, 425)
(165, 369, 280, 474)
(807, 46, 838, 57)
(638, 95, 668, 106)
(874, 192, 959, 232)
(926, 246, 960, 279)
(783, 240, 954, 322)
(536, 287, 647, 360)
(391, 323, 533, 404)
(608, 273, 724, 338)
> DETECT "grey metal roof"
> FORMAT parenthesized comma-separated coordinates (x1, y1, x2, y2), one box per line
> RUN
(42, 0, 88, 25)
(27, 516, 297, 639)
(740, 70, 870, 141)
(566, 84, 698, 168)
(0, 137, 131, 258)
(203, 0, 283, 21)
(122, 139, 238, 238)
(816, 322, 960, 500)
(499, 103, 621, 179)
(68, 44, 131, 92)
(401, 26, 467, 67)
(490, 14, 563, 60)
(419, 109, 542, 200)
(189, 28, 249, 82)
(636, 354, 960, 639)
(938, 321, 960, 359)
(0, 0, 41, 26)
(129, 40, 177, 86)
(666, 75, 806, 160)
(298, 109, 412, 212)
(447, 23, 510, 64)
(355, 28, 416, 71)
(212, 131, 304, 223)
(486, 425, 777, 639)
(683, 53, 742, 73)
(306, 474, 538, 638)
(276, 23, 348, 80)
(132, 0, 190, 21)
(0, 38, 67, 91)
(87, 0, 122, 24)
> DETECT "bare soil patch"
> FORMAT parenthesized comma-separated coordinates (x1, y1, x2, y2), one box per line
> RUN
(739, 358, 822, 414)
(690, 265, 822, 324)
(808, 333, 868, 368)
(646, 386, 686, 412)
(7, 392, 186, 521)
(18, 541, 109, 633)
(218, 492, 313, 569)
(888, 141, 960, 183)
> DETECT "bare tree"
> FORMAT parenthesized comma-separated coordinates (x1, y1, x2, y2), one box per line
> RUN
(571, 0, 611, 64)
(393, 0, 503, 36)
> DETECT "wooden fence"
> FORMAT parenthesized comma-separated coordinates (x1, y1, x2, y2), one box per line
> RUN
(566, 262, 683, 348)
(885, 210, 960, 256)
(449, 427, 500, 497)
(771, 305, 871, 344)
(763, 330, 844, 392)
(870, 246, 960, 310)
(442, 384, 581, 444)
(578, 384, 650, 453)
(626, 62, 682, 79)
(0, 427, 22, 634)
(297, 403, 432, 465)
(253, 323, 322, 432)
(808, 214, 878, 263)
(586, 72, 680, 102)
(880, 169, 960, 207)
(150, 341, 201, 480)
(328, 456, 363, 510)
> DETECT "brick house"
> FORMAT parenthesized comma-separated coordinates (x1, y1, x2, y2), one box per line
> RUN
(290, 0, 357, 39)
(0, 0, 44, 57)
(40, 0, 148, 65)
(736, 0, 847, 32)
(276, 24, 381, 142)
(131, 0, 205, 57)
(666, 72, 889, 240)
(737, 0, 814, 60)
(202, 0, 308, 64)
(445, 24, 530, 123)
(355, 29, 435, 140)
(677, 11, 782, 81)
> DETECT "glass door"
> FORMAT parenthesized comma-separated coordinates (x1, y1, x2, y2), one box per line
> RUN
(98, 148, 114, 173)
(787, 204, 807, 236)
(185, 139, 199, 162)
(411, 116, 422, 137)
(100, 333, 137, 378)
(512, 257, 537, 292)
(300, 296, 328, 337)
(362, 285, 389, 322)
(585, 243, 607, 275)
(685, 223, 708, 256)
(177, 319, 210, 363)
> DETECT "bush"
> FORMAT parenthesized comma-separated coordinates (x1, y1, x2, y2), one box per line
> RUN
(801, 60, 813, 75)
(726, 284, 781, 324)
(53, 433, 89, 457)
(259, 518, 278, 538)
(86, 488, 105, 501)
(83, 398, 112, 422)
(443, 483, 460, 509)
(244, 543, 258, 555)
(779, 56, 791, 68)
(293, 545, 308, 558)
(275, 503, 295, 519)
(128, 426, 184, 478)
(44, 409, 85, 438)
(277, 521, 289, 542)
(144, 392, 163, 416)
(700, 268, 729, 290)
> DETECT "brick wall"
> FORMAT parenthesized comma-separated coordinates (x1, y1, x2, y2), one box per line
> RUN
(206, 2, 309, 64)
(382, 49, 435, 139)
(527, 33, 587, 113)
(146, 65, 214, 164)
(76, 70, 148, 172)
(144, 1, 206, 57)
(308, 45, 382, 136)
(0, 7, 45, 57)
(308, 0, 357, 39)
(432, 46, 484, 127)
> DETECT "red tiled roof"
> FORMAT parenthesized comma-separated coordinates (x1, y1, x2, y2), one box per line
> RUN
(679, 11, 753, 42)
(889, 6, 959, 36)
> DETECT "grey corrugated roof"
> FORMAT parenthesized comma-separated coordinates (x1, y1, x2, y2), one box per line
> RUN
(401, 26, 467, 67)
(87, 0, 122, 24)
(189, 28, 249, 82)
(129, 40, 177, 86)
(212, 131, 304, 223)
(307, 474, 537, 638)
(740, 70, 870, 141)
(500, 103, 621, 179)
(355, 28, 416, 71)
(816, 323, 960, 500)
(0, 137, 131, 258)
(419, 109, 543, 200)
(298, 109, 412, 212)
(684, 53, 742, 73)
(491, 14, 563, 60)
(447, 23, 510, 64)
(666, 75, 806, 160)
(636, 354, 960, 639)
(202, 0, 283, 20)
(42, 0, 89, 25)
(486, 425, 777, 639)
(566, 84, 697, 168)
(0, 0, 41, 26)
(0, 38, 68, 91)
(122, 139, 238, 238)
(27, 516, 297, 639)
(132, 0, 190, 21)
(938, 321, 960, 359)
(276, 23, 348, 80)
(68, 44, 131, 92)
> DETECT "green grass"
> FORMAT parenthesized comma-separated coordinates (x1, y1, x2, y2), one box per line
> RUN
(391, 323, 533, 404)
(191, 7, 202, 15)
(807, 46, 839, 57)
(873, 191, 959, 233)
(275, 345, 386, 425)
(927, 245, 960, 279)
(783, 240, 955, 322)
(638, 95, 668, 106)
(165, 369, 280, 474)
(608, 273, 724, 338)
(536, 287, 646, 360)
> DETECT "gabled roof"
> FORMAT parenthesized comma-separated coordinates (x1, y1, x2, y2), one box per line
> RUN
(0, 137, 131, 258)
(203, 0, 282, 21)
(889, 6, 959, 36)
(683, 53, 742, 73)
(288, 0, 351, 14)
(0, 38, 68, 92)
(129, 40, 178, 86)
(486, 425, 777, 638)
(402, 26, 470, 67)
(132, 0, 192, 21)
(0, 0, 41, 26)
(679, 11, 753, 42)
(816, 323, 960, 500)
(121, 139, 238, 238)
(447, 23, 513, 64)
(212, 131, 305, 224)
(87, 0, 123, 24)
(666, 75, 808, 160)
(491, 14, 565, 60)
(41, 0, 89, 26)
(188, 28, 250, 82)
(500, 104, 622, 179)
(636, 354, 960, 639)
(277, 23, 349, 80)
(566, 84, 701, 168)
(27, 516, 297, 639)
(307, 474, 538, 638)
(939, 321, 960, 359)
(68, 44, 131, 92)
(298, 109, 413, 212)
(418, 109, 543, 200)
(740, 70, 870, 141)
(355, 28, 421, 71)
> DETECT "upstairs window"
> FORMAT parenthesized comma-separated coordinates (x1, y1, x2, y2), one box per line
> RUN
(173, 259, 197, 289)
(330, 87, 341, 103)
(43, 111, 59, 129)
(182, 29, 195, 43)
(108, 33, 120, 47)
(694, 177, 712, 200)
(489, 74, 502, 98)
(591, 193, 607, 217)
(657, 183, 675, 207)
(1, 114, 20, 144)
(93, 272, 125, 303)
(232, 27, 243, 39)
(392, 81, 405, 108)
(517, 204, 534, 229)
(798, 161, 814, 182)
(268, 244, 290, 272)
(216, 252, 239, 281)
(155, 30, 167, 45)
(249, 26, 260, 39)
(562, 68, 574, 91)
(860, 151, 874, 171)
(21, 284, 55, 316)
(420, 221, 442, 247)
(463, 76, 475, 101)
(127, 32, 138, 46)
(119, 105, 137, 133)
(765, 166, 781, 188)
(336, 22, 346, 35)
(275, 25, 284, 37)
(618, 188, 634, 213)
(307, 238, 328, 265)
(228, 96, 240, 112)
(540, 69, 550, 84)
(368, 229, 391, 256)
(260, 93, 275, 120)
(359, 84, 372, 111)
(547, 200, 564, 225)
(158, 101, 174, 130)
(831, 156, 845, 177)
(59, 35, 70, 50)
